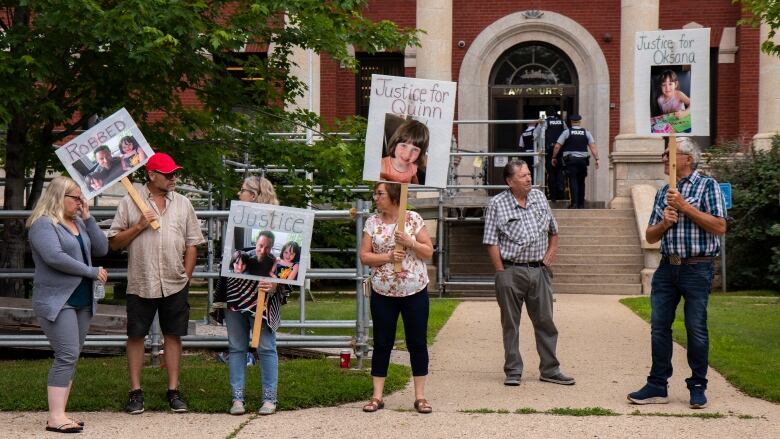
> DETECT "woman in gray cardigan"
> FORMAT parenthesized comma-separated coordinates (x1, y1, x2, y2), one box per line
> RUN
(26, 176, 109, 433)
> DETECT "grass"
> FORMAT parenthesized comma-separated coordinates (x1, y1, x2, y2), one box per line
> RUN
(460, 407, 617, 416)
(620, 292, 780, 403)
(0, 353, 410, 412)
(279, 293, 460, 348)
(629, 410, 725, 419)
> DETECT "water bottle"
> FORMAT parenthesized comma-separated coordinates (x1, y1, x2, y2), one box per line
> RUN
(93, 267, 105, 300)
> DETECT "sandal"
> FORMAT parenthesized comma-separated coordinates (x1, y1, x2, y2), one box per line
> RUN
(414, 398, 432, 414)
(362, 397, 384, 412)
(68, 418, 85, 427)
(45, 422, 82, 433)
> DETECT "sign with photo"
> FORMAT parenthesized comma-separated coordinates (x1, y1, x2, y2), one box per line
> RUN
(634, 28, 710, 136)
(221, 201, 315, 287)
(55, 108, 154, 199)
(362, 75, 456, 188)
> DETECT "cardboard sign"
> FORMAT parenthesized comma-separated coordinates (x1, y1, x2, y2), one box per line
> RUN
(634, 28, 710, 136)
(221, 201, 314, 287)
(55, 108, 154, 199)
(362, 75, 456, 188)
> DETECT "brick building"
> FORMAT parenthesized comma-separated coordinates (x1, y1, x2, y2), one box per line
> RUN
(278, 0, 779, 207)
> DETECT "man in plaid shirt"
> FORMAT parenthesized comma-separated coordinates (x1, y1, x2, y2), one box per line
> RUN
(628, 137, 727, 409)
(483, 160, 575, 387)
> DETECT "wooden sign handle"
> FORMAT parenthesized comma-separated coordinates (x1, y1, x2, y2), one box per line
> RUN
(667, 135, 677, 187)
(120, 177, 160, 230)
(250, 288, 268, 348)
(394, 184, 408, 273)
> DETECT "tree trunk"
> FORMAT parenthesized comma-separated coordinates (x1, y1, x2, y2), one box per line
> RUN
(1, 116, 30, 297)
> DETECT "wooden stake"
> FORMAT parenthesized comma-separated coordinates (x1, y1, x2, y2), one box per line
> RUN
(250, 288, 267, 348)
(667, 135, 678, 186)
(120, 177, 160, 230)
(394, 184, 408, 273)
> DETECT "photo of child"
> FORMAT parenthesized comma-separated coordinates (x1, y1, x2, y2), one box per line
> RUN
(649, 66, 692, 134)
(119, 135, 147, 171)
(379, 115, 430, 184)
(271, 241, 301, 281)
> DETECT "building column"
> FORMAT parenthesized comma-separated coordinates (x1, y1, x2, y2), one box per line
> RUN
(415, 0, 452, 81)
(287, 47, 321, 119)
(611, 0, 664, 210)
(753, 23, 780, 150)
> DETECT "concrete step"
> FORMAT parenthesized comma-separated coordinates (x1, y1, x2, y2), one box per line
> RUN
(558, 225, 638, 236)
(553, 273, 640, 284)
(552, 209, 634, 219)
(552, 283, 642, 295)
(554, 217, 636, 228)
(448, 261, 499, 274)
(557, 244, 642, 255)
(552, 263, 644, 274)
(556, 254, 644, 265)
(558, 235, 639, 245)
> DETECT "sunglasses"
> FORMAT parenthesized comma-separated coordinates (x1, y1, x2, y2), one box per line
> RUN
(154, 170, 179, 180)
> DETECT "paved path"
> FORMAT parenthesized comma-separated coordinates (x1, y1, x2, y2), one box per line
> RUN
(3, 295, 779, 438)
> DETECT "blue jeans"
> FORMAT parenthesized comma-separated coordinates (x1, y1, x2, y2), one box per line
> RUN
(226, 309, 278, 403)
(648, 261, 714, 390)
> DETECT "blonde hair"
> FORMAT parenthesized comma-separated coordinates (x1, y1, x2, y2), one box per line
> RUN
(243, 176, 278, 205)
(26, 176, 80, 228)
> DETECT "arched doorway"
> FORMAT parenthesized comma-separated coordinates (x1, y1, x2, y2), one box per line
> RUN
(488, 42, 578, 186)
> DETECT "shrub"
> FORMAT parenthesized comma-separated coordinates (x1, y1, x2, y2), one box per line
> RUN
(706, 136, 780, 290)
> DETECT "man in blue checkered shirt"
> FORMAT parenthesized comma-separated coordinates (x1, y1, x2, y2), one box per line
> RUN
(483, 160, 575, 387)
(628, 137, 727, 410)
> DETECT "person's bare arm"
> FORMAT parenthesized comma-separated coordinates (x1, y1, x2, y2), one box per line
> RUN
(487, 245, 504, 272)
(359, 232, 392, 267)
(183, 245, 197, 280)
(666, 189, 726, 236)
(543, 233, 558, 266)
(646, 207, 678, 244)
(588, 143, 600, 169)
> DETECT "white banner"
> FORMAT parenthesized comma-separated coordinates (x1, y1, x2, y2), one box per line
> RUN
(55, 108, 154, 199)
(362, 75, 456, 188)
(634, 28, 710, 136)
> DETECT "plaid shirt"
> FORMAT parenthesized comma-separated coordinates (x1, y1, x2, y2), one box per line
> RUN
(649, 170, 727, 258)
(483, 188, 558, 262)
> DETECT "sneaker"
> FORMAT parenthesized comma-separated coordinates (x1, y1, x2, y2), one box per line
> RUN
(689, 385, 708, 409)
(167, 389, 188, 413)
(540, 372, 576, 385)
(258, 401, 276, 415)
(503, 376, 521, 386)
(125, 389, 145, 414)
(229, 400, 245, 416)
(627, 384, 669, 405)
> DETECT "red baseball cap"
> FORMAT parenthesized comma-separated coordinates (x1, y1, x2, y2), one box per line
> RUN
(146, 152, 183, 173)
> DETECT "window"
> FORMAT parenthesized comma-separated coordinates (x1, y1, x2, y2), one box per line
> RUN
(490, 43, 577, 86)
(355, 52, 404, 117)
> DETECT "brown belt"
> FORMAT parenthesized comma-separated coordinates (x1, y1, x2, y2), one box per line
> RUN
(663, 256, 715, 265)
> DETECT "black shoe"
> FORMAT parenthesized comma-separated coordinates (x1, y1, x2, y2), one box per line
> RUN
(125, 388, 145, 414)
(167, 389, 188, 413)
(503, 375, 521, 386)
(540, 372, 576, 385)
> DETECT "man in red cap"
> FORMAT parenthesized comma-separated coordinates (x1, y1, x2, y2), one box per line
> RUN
(108, 152, 205, 414)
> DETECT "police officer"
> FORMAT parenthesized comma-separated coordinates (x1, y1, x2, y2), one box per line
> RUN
(551, 115, 600, 209)
(519, 122, 538, 181)
(543, 108, 567, 201)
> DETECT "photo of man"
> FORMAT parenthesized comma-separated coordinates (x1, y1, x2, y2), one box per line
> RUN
(85, 145, 125, 192)
(229, 228, 302, 282)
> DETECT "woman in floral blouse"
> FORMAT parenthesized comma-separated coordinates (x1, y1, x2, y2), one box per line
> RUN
(359, 182, 434, 414)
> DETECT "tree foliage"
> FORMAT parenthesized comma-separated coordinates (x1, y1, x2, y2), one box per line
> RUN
(0, 1, 418, 295)
(737, 0, 780, 57)
(706, 136, 780, 290)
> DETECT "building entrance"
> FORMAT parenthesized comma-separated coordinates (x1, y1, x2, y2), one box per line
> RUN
(487, 42, 578, 189)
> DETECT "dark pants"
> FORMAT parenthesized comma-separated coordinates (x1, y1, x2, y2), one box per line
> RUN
(370, 288, 429, 377)
(565, 156, 588, 208)
(648, 261, 714, 390)
(546, 152, 564, 201)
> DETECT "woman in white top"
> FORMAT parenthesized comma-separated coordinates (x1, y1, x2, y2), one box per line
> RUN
(359, 182, 434, 414)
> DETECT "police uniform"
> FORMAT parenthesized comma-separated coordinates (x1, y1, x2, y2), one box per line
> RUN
(543, 115, 566, 201)
(555, 118, 595, 209)
(519, 125, 536, 180)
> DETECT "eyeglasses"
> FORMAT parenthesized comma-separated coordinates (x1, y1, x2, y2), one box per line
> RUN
(372, 191, 387, 198)
(64, 194, 83, 204)
(154, 170, 179, 180)
(238, 188, 257, 196)
(661, 151, 690, 160)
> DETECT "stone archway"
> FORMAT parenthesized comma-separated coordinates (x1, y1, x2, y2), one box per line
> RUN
(458, 11, 611, 204)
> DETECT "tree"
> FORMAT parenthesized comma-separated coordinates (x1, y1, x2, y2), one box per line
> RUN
(738, 0, 780, 56)
(0, 1, 417, 296)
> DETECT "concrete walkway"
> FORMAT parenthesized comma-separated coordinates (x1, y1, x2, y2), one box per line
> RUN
(3, 295, 779, 438)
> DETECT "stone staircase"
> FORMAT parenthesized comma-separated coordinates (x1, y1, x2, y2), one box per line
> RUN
(442, 208, 643, 296)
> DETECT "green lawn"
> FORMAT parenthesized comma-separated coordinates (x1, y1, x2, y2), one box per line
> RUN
(0, 353, 410, 412)
(620, 292, 780, 402)
(279, 294, 460, 348)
